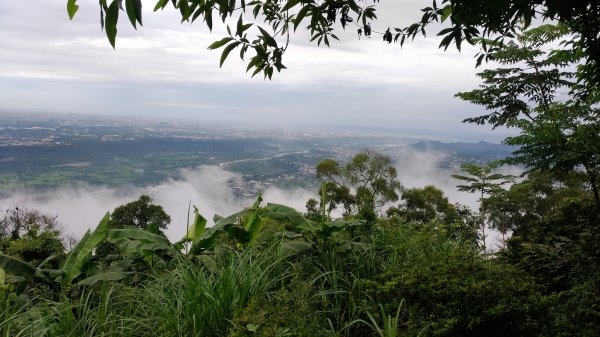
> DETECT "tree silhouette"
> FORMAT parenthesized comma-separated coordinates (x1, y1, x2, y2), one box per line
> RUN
(452, 162, 514, 252)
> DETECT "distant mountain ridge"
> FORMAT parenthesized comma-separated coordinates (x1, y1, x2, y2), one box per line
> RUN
(410, 140, 515, 162)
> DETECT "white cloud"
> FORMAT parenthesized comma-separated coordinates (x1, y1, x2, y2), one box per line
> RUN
(0, 166, 314, 241)
(0, 0, 490, 131)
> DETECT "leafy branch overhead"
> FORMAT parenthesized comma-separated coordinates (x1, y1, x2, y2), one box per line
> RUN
(67, 1, 600, 82)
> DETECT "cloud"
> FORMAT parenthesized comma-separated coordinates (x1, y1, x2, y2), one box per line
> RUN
(0, 0, 490, 132)
(392, 149, 524, 251)
(0, 148, 523, 250)
(393, 149, 480, 208)
(0, 166, 315, 241)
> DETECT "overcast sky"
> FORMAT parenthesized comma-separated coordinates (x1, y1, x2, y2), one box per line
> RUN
(0, 1, 505, 138)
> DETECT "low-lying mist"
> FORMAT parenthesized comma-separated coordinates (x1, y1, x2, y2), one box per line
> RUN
(0, 150, 521, 248)
(0, 166, 314, 241)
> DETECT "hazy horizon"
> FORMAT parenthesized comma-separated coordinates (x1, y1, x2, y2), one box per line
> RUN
(0, 1, 503, 135)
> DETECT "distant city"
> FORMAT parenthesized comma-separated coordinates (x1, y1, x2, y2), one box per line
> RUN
(0, 111, 514, 198)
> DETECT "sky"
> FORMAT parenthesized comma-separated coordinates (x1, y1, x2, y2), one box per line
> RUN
(0, 0, 504, 136)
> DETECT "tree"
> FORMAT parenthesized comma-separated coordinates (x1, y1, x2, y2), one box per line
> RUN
(411, 1, 600, 85)
(451, 161, 514, 251)
(490, 170, 600, 293)
(0, 206, 65, 266)
(457, 24, 600, 211)
(388, 185, 458, 224)
(96, 195, 171, 256)
(109, 195, 171, 235)
(316, 150, 401, 219)
(67, 1, 600, 83)
(387, 185, 478, 243)
(486, 170, 593, 242)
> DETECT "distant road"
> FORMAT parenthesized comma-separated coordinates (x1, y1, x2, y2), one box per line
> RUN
(218, 151, 308, 169)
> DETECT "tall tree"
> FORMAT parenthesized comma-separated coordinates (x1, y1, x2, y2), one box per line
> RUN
(387, 185, 479, 243)
(96, 195, 171, 257)
(109, 195, 171, 235)
(457, 24, 600, 211)
(452, 162, 514, 252)
(316, 150, 401, 219)
(0, 206, 65, 266)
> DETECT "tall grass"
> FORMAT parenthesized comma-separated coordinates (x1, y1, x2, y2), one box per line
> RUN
(1, 284, 138, 337)
(3, 222, 537, 337)
(124, 244, 290, 337)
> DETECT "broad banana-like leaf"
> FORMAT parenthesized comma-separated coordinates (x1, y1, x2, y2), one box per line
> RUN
(0, 254, 36, 281)
(106, 228, 178, 256)
(190, 211, 258, 253)
(264, 203, 316, 234)
(319, 219, 348, 236)
(244, 212, 263, 244)
(213, 208, 262, 246)
(61, 212, 110, 286)
(188, 206, 207, 239)
(335, 241, 370, 253)
(77, 271, 130, 286)
(214, 209, 249, 227)
(281, 231, 303, 239)
(279, 241, 313, 257)
(251, 191, 263, 209)
(189, 226, 225, 254)
(176, 206, 207, 245)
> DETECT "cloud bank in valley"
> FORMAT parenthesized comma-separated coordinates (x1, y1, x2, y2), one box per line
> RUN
(0, 149, 519, 249)
(0, 166, 314, 241)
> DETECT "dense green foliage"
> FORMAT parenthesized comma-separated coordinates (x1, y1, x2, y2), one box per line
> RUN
(314, 150, 401, 220)
(3, 3, 597, 335)
(108, 195, 171, 235)
(457, 24, 600, 210)
(1, 160, 599, 336)
(0, 207, 65, 267)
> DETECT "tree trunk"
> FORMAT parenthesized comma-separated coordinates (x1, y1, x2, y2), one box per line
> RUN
(583, 165, 600, 214)
(590, 173, 600, 213)
(480, 190, 486, 253)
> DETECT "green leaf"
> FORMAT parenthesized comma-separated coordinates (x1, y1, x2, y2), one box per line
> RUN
(125, 0, 143, 28)
(125, 0, 137, 28)
(77, 271, 130, 286)
(219, 41, 240, 67)
(67, 0, 79, 20)
(196, 255, 218, 273)
(61, 212, 110, 286)
(279, 241, 312, 257)
(105, 0, 120, 48)
(205, 7, 213, 31)
(190, 226, 224, 254)
(154, 0, 169, 11)
(106, 228, 176, 255)
(264, 203, 315, 234)
(208, 37, 234, 50)
(0, 254, 36, 281)
(440, 5, 452, 24)
(236, 15, 253, 37)
(294, 5, 311, 31)
(246, 56, 261, 72)
(186, 206, 207, 241)
(257, 26, 277, 48)
(133, 0, 143, 25)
